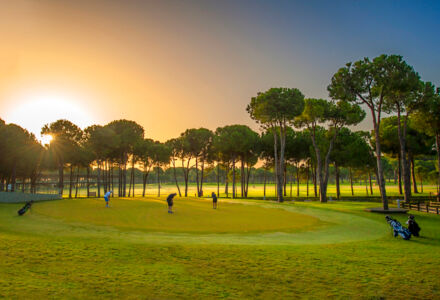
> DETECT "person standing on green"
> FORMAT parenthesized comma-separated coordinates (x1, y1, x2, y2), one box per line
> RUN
(167, 193, 177, 213)
(211, 192, 218, 209)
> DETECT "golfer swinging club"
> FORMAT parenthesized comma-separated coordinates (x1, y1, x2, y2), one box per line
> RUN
(104, 190, 113, 208)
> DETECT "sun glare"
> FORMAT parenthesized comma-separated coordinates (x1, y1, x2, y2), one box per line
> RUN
(4, 90, 95, 141)
(41, 134, 53, 145)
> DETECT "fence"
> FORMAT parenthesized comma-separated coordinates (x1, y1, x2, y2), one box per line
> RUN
(401, 201, 440, 215)
(0, 191, 61, 203)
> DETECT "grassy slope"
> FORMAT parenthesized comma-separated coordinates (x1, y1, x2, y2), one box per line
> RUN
(0, 198, 439, 299)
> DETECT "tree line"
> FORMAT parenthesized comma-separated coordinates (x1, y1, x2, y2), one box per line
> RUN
(0, 54, 439, 209)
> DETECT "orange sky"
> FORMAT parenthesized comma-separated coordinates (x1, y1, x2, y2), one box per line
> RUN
(2, 1, 438, 141)
(0, 1, 269, 141)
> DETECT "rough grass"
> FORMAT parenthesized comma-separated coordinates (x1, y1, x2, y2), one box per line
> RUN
(0, 198, 440, 299)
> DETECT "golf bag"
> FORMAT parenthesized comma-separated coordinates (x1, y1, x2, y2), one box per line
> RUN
(385, 216, 411, 240)
(18, 201, 33, 216)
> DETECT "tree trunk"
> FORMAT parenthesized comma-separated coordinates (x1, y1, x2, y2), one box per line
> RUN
(142, 169, 150, 197)
(58, 163, 64, 196)
(396, 108, 411, 203)
(75, 166, 80, 198)
(97, 162, 101, 197)
(182, 158, 191, 197)
(110, 164, 114, 192)
(132, 159, 136, 197)
(369, 171, 373, 195)
(199, 158, 205, 197)
(87, 166, 90, 197)
(69, 165, 73, 198)
(365, 175, 369, 196)
(118, 164, 121, 197)
(289, 172, 293, 197)
(349, 167, 354, 196)
(420, 175, 423, 193)
(103, 160, 108, 193)
(157, 166, 160, 197)
(225, 163, 229, 197)
(232, 156, 236, 199)
(410, 155, 418, 194)
(437, 133, 440, 201)
(373, 118, 388, 210)
(283, 163, 287, 197)
(128, 159, 134, 197)
(171, 160, 181, 197)
(278, 129, 286, 202)
(397, 153, 402, 194)
(217, 163, 220, 197)
(123, 163, 127, 197)
(312, 163, 317, 197)
(245, 165, 251, 197)
(240, 159, 245, 197)
(306, 163, 309, 197)
(296, 163, 300, 197)
(335, 162, 340, 200)
(309, 126, 337, 203)
(263, 168, 267, 200)
(195, 157, 200, 197)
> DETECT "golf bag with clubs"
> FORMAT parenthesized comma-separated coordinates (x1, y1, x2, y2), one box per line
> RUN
(18, 201, 33, 216)
(385, 216, 411, 240)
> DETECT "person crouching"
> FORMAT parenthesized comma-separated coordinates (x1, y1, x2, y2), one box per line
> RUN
(406, 215, 421, 237)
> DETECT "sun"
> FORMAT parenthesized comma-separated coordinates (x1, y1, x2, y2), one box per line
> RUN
(4, 89, 95, 140)
(40, 134, 53, 145)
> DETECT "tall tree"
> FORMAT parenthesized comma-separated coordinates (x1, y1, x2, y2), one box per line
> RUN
(295, 99, 365, 202)
(247, 87, 305, 202)
(184, 128, 214, 197)
(328, 54, 409, 210)
(406, 117, 435, 193)
(382, 59, 423, 203)
(41, 120, 82, 196)
(134, 138, 155, 197)
(165, 138, 183, 196)
(215, 125, 257, 199)
(105, 120, 144, 197)
(411, 85, 440, 199)
(84, 125, 118, 197)
(150, 141, 171, 197)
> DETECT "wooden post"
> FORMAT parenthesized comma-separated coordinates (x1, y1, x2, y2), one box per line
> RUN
(426, 204, 429, 213)
(417, 202, 420, 211)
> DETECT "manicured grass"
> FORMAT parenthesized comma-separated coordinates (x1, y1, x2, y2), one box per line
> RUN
(33, 197, 321, 233)
(1, 198, 440, 298)
(63, 182, 439, 199)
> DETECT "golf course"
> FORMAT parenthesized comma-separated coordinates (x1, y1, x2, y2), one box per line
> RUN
(2, 2, 440, 298)
(1, 197, 440, 299)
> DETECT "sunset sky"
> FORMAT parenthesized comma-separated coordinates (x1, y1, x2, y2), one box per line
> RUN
(1, 0, 440, 141)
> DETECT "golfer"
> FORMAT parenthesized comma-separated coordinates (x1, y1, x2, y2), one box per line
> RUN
(167, 193, 177, 213)
(406, 215, 421, 237)
(104, 190, 113, 208)
(212, 192, 218, 209)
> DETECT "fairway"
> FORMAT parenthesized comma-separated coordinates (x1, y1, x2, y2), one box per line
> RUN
(1, 198, 440, 299)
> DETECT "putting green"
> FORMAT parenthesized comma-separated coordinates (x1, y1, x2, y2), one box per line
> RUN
(32, 197, 322, 233)
(2, 197, 387, 245)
